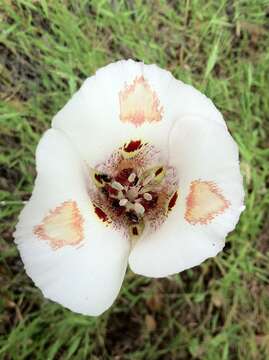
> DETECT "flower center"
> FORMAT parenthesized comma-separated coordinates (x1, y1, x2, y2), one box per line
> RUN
(89, 140, 178, 241)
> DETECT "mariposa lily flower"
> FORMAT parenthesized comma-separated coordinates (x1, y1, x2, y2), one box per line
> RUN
(15, 60, 244, 316)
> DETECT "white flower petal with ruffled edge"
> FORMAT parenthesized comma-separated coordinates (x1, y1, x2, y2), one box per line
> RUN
(52, 60, 227, 169)
(51, 61, 174, 165)
(129, 114, 244, 277)
(14, 129, 130, 316)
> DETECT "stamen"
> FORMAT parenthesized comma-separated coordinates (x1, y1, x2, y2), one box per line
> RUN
(112, 181, 124, 191)
(143, 193, 152, 201)
(128, 172, 136, 183)
(119, 198, 128, 207)
(134, 202, 145, 216)
(143, 174, 155, 186)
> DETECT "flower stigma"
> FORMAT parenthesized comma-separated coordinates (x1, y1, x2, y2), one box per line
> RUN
(90, 140, 178, 243)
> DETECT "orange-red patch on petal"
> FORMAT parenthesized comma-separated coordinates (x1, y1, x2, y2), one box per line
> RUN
(119, 76, 163, 127)
(33, 201, 84, 250)
(185, 180, 230, 225)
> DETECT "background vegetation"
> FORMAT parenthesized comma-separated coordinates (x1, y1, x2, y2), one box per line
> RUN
(1, 0, 269, 359)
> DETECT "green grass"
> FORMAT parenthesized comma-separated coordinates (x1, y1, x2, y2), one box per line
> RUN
(1, 0, 269, 359)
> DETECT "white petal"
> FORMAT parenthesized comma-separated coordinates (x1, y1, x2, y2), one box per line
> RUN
(129, 114, 244, 277)
(14, 129, 130, 315)
(52, 60, 179, 165)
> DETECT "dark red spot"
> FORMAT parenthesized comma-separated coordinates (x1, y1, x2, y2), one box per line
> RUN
(100, 174, 111, 183)
(132, 226, 138, 236)
(124, 140, 142, 153)
(107, 185, 118, 196)
(168, 191, 178, 210)
(155, 167, 163, 176)
(115, 168, 133, 185)
(94, 173, 103, 184)
(101, 187, 109, 197)
(111, 199, 120, 209)
(94, 206, 109, 222)
(111, 199, 125, 216)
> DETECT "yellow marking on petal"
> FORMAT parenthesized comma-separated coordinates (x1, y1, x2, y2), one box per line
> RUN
(33, 201, 84, 250)
(119, 76, 163, 127)
(185, 180, 230, 225)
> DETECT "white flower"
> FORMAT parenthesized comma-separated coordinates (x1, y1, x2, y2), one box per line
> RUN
(14, 60, 245, 316)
